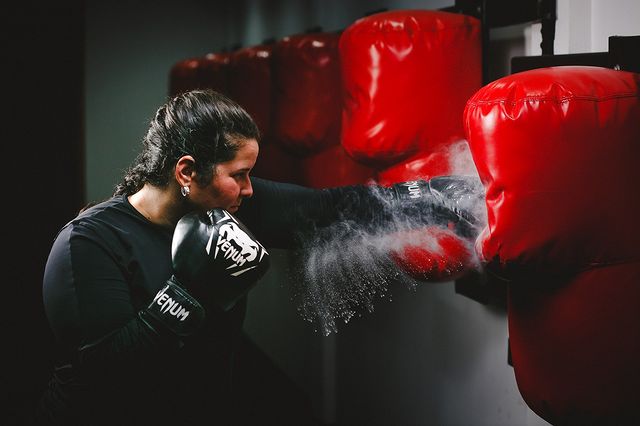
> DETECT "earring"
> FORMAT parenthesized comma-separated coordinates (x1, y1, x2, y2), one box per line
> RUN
(180, 186, 190, 197)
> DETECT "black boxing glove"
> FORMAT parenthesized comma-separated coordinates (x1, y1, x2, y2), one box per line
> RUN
(387, 175, 486, 238)
(327, 175, 486, 238)
(171, 208, 270, 312)
(140, 209, 269, 337)
(139, 278, 206, 337)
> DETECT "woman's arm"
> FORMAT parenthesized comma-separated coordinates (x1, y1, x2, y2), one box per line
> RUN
(237, 175, 485, 249)
(43, 229, 182, 383)
(237, 177, 337, 248)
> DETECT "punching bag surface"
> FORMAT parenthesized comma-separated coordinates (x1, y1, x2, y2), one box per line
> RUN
(272, 31, 373, 188)
(340, 10, 481, 169)
(273, 31, 342, 155)
(464, 66, 640, 425)
(227, 45, 274, 141)
(169, 53, 230, 96)
(226, 44, 301, 183)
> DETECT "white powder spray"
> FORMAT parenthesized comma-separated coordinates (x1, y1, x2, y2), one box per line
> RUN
(290, 140, 487, 336)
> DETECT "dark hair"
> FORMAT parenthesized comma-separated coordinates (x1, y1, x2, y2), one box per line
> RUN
(113, 89, 259, 196)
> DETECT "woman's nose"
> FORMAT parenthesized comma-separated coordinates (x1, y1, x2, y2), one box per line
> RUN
(241, 177, 253, 198)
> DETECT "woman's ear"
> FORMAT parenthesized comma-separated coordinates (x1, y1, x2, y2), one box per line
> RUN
(175, 155, 195, 187)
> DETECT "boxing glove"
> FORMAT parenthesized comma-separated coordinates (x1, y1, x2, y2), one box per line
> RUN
(329, 175, 485, 239)
(172, 209, 270, 309)
(140, 278, 206, 338)
(386, 175, 485, 238)
(141, 208, 270, 336)
(383, 177, 484, 282)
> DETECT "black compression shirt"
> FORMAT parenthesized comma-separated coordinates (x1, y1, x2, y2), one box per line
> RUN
(36, 177, 333, 425)
(237, 177, 336, 246)
(38, 196, 247, 425)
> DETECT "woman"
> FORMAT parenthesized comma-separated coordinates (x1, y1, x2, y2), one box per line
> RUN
(36, 89, 482, 425)
(36, 90, 271, 425)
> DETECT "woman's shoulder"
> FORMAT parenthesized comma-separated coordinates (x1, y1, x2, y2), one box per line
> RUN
(61, 195, 140, 240)
(76, 195, 129, 217)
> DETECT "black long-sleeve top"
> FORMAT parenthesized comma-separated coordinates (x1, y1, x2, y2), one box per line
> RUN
(36, 178, 334, 425)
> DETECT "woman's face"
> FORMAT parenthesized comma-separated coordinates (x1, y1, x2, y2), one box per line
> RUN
(194, 138, 259, 213)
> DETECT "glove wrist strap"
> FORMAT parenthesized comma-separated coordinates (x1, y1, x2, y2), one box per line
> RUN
(141, 277, 206, 337)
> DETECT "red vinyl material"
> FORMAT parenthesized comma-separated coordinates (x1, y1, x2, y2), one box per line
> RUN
(301, 144, 374, 189)
(168, 53, 230, 96)
(168, 57, 201, 96)
(464, 66, 640, 424)
(225, 44, 303, 183)
(376, 141, 478, 186)
(389, 226, 476, 282)
(340, 10, 481, 169)
(251, 143, 302, 185)
(272, 31, 374, 188)
(272, 32, 343, 155)
(227, 44, 274, 142)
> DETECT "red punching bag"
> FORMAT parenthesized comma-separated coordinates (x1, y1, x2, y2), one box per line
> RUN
(226, 43, 300, 183)
(168, 52, 230, 97)
(340, 9, 481, 181)
(272, 30, 374, 188)
(338, 10, 483, 281)
(464, 66, 640, 425)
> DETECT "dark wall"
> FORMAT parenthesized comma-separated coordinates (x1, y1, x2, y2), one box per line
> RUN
(1, 1, 84, 423)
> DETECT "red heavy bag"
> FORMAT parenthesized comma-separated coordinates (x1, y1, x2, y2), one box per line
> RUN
(300, 144, 373, 189)
(272, 31, 342, 155)
(340, 10, 481, 172)
(198, 52, 231, 95)
(464, 66, 640, 425)
(169, 57, 202, 96)
(227, 44, 274, 141)
(168, 53, 230, 97)
(272, 30, 374, 188)
(226, 44, 300, 183)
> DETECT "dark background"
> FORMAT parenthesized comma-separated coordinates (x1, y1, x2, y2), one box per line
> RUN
(2, 1, 84, 422)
